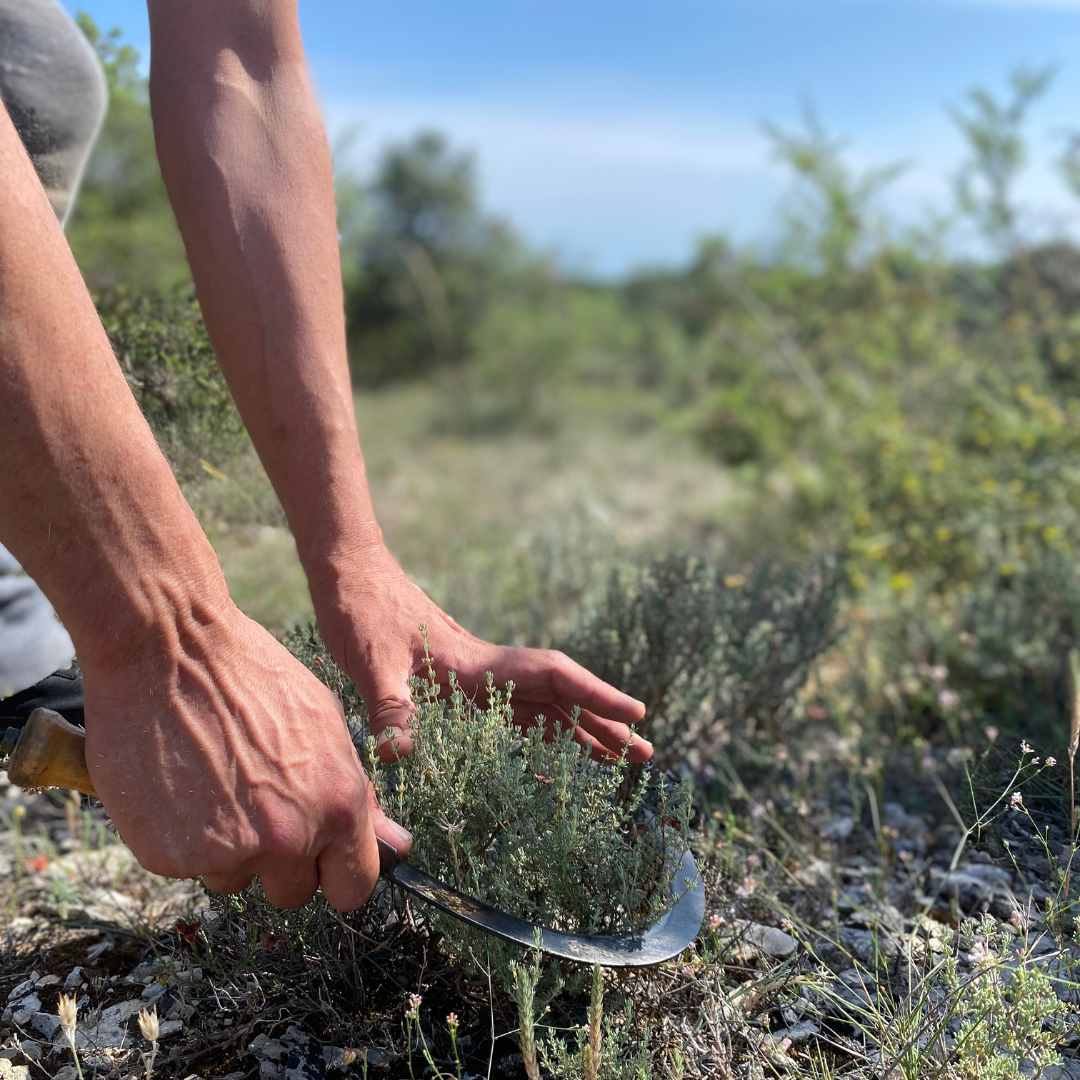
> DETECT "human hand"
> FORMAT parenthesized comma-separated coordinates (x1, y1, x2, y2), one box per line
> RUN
(80, 601, 412, 911)
(310, 544, 651, 763)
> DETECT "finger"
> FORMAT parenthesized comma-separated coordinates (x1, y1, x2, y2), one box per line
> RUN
(512, 700, 575, 736)
(358, 663, 416, 761)
(576, 708, 654, 763)
(201, 864, 256, 897)
(257, 858, 320, 910)
(316, 774, 404, 912)
(374, 716, 414, 761)
(478, 646, 646, 726)
(509, 688, 652, 760)
(367, 783, 414, 858)
(512, 702, 624, 763)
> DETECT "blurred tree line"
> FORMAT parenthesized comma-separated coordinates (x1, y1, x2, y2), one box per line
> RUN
(68, 16, 554, 390)
(69, 18, 1080, 747)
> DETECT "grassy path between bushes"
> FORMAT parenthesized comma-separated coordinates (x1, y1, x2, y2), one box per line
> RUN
(202, 382, 739, 641)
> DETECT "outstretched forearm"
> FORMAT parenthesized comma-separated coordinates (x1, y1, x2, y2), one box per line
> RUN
(146, 0, 651, 764)
(148, 0, 380, 586)
(0, 85, 401, 909)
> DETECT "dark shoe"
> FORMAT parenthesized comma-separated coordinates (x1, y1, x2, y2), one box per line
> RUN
(0, 659, 83, 729)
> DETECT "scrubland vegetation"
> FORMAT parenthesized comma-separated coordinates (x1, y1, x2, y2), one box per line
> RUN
(1, 22, 1080, 1080)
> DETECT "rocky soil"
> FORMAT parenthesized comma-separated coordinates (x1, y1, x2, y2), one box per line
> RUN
(1, 755, 1078, 1079)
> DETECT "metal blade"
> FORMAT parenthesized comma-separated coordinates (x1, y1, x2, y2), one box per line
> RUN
(377, 837, 704, 968)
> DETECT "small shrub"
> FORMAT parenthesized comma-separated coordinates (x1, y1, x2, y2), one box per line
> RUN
(364, 637, 689, 953)
(291, 625, 690, 1070)
(96, 287, 246, 481)
(560, 554, 843, 768)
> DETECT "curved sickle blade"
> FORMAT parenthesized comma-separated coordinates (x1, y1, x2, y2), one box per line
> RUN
(377, 838, 704, 967)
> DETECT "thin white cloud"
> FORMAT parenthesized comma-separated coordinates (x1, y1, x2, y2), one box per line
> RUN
(324, 95, 786, 274)
(323, 87, 1080, 276)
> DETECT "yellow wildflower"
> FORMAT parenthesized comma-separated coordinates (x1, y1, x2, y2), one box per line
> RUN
(890, 572, 914, 593)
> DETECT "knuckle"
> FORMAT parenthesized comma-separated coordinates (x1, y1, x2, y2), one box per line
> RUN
(547, 649, 577, 675)
(368, 696, 411, 724)
(261, 819, 310, 861)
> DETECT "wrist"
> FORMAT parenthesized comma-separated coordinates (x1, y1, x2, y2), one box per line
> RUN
(57, 516, 234, 676)
(305, 529, 397, 614)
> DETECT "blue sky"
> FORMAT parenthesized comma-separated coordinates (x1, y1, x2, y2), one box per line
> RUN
(66, 0, 1080, 276)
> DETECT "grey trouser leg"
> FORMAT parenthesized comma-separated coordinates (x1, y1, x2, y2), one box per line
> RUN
(0, 0, 107, 223)
(0, 545, 77, 698)
(0, 0, 107, 695)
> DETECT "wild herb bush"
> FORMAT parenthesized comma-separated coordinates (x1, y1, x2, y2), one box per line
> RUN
(366, 641, 688, 939)
(283, 625, 689, 1070)
(560, 554, 842, 768)
(287, 625, 688, 945)
(96, 287, 246, 481)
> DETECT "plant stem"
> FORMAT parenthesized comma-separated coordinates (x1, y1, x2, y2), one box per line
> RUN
(584, 964, 603, 1080)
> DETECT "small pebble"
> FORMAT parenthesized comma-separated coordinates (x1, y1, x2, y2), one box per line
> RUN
(5, 980, 35, 1004)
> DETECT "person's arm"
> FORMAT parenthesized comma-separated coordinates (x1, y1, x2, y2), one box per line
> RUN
(0, 99, 409, 909)
(147, 0, 652, 762)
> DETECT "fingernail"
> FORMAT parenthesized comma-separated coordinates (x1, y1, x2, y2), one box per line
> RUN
(376, 727, 409, 757)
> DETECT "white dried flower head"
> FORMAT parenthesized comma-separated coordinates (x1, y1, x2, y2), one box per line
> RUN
(405, 993, 422, 1020)
(57, 993, 77, 1035)
(735, 874, 756, 898)
(1009, 907, 1030, 931)
(1046, 756, 1057, 767)
(1021, 740, 1033, 755)
(937, 689, 959, 711)
(138, 1006, 159, 1043)
(1010, 790, 1023, 808)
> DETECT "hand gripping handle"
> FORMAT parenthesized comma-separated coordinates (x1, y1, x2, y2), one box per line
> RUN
(6, 708, 95, 795)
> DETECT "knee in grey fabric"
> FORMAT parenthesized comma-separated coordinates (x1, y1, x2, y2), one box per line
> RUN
(0, 0, 107, 223)
(0, 544, 74, 699)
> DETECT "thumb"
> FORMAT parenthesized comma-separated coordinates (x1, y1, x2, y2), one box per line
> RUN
(360, 663, 416, 761)
(366, 779, 413, 857)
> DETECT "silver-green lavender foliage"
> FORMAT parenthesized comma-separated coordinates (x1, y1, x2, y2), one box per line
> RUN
(363, 657, 690, 951)
(560, 554, 841, 767)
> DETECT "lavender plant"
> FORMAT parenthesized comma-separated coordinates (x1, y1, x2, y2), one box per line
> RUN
(560, 554, 841, 768)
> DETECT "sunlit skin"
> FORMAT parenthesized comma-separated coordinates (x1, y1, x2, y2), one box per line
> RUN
(0, 0, 650, 912)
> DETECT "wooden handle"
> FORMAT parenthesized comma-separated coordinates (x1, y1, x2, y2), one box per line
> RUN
(7, 708, 95, 796)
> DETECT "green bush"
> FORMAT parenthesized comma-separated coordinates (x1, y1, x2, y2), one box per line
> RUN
(560, 554, 843, 768)
(367, 654, 686, 942)
(96, 287, 245, 481)
(283, 624, 689, 1067)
